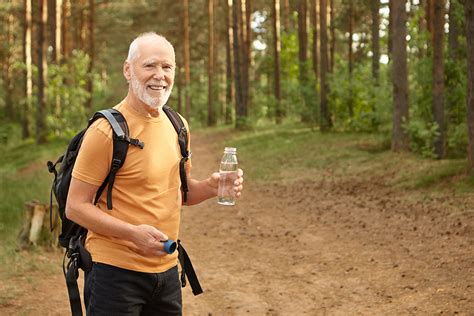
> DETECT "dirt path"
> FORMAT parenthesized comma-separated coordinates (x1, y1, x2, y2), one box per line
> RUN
(1, 132, 473, 315)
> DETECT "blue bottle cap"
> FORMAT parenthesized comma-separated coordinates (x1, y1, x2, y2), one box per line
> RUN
(163, 239, 177, 254)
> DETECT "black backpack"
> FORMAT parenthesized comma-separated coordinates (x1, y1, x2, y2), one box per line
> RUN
(47, 105, 202, 316)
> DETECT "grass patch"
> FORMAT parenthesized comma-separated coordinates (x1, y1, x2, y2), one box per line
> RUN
(206, 123, 474, 194)
(0, 139, 65, 252)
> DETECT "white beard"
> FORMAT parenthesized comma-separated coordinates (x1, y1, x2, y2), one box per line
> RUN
(130, 70, 171, 110)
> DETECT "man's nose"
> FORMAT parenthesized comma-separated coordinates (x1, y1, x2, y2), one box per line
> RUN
(153, 67, 166, 79)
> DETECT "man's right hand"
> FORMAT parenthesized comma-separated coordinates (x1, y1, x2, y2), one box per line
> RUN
(129, 224, 169, 257)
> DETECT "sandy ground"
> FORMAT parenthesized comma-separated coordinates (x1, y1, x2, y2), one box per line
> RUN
(1, 132, 473, 315)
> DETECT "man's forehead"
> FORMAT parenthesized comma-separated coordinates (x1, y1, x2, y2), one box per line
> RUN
(136, 38, 175, 60)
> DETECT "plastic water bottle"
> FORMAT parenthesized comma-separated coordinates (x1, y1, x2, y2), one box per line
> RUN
(218, 147, 238, 206)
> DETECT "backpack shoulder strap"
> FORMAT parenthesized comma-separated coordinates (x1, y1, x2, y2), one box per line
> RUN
(91, 109, 144, 209)
(162, 105, 190, 203)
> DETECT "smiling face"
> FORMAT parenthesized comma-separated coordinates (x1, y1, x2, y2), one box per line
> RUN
(124, 35, 175, 111)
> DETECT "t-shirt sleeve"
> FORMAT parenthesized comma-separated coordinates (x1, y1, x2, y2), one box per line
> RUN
(72, 121, 113, 186)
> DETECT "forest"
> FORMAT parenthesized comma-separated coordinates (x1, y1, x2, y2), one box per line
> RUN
(0, 0, 474, 314)
(0, 0, 473, 164)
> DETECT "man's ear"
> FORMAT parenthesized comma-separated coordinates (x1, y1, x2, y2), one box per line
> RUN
(123, 61, 131, 82)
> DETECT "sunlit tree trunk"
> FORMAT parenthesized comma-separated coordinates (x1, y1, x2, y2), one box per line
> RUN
(432, 0, 445, 158)
(371, 0, 380, 85)
(84, 0, 94, 110)
(320, 0, 331, 130)
(225, 0, 234, 124)
(23, 0, 33, 138)
(465, 0, 474, 172)
(183, 0, 191, 118)
(53, 0, 62, 116)
(391, 0, 409, 151)
(207, 0, 215, 126)
(37, 0, 48, 144)
(274, 0, 282, 124)
(61, 0, 71, 60)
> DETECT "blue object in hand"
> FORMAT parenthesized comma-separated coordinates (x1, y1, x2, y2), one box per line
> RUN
(162, 239, 177, 254)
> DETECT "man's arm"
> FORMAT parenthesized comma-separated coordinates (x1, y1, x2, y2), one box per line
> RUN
(66, 177, 168, 256)
(184, 169, 244, 206)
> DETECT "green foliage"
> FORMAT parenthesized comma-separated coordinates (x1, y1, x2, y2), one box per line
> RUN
(404, 119, 439, 158)
(47, 51, 92, 139)
(328, 60, 392, 133)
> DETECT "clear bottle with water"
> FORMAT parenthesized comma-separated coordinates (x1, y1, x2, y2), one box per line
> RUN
(218, 147, 238, 206)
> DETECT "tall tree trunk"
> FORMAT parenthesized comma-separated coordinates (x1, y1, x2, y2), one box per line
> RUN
(3, 9, 15, 120)
(183, 0, 191, 118)
(37, 0, 48, 144)
(432, 0, 445, 158)
(298, 0, 310, 122)
(329, 0, 335, 72)
(320, 0, 331, 130)
(465, 0, 474, 172)
(426, 0, 434, 35)
(85, 0, 94, 110)
(311, 0, 319, 83)
(23, 0, 32, 138)
(177, 66, 183, 113)
(207, 0, 215, 126)
(61, 0, 71, 60)
(348, 0, 354, 117)
(233, 0, 245, 128)
(448, 0, 459, 61)
(225, 0, 234, 124)
(54, 0, 62, 115)
(240, 0, 249, 117)
(274, 0, 282, 124)
(283, 0, 290, 31)
(391, 0, 409, 151)
(388, 0, 393, 60)
(371, 0, 380, 85)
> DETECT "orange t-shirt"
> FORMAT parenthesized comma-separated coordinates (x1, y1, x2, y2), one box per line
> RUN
(72, 101, 190, 273)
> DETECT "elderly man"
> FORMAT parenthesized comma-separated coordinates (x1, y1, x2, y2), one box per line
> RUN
(66, 32, 244, 315)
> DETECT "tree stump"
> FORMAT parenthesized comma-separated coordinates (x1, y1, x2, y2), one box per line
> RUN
(17, 200, 60, 249)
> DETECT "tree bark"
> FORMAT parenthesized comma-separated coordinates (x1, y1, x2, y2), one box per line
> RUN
(208, 0, 215, 126)
(233, 0, 245, 128)
(329, 0, 335, 72)
(283, 0, 290, 31)
(311, 0, 319, 83)
(54, 0, 63, 116)
(36, 0, 48, 144)
(239, 0, 249, 117)
(320, 0, 331, 130)
(3, 9, 15, 121)
(348, 0, 354, 117)
(371, 0, 380, 85)
(61, 0, 71, 60)
(183, 0, 191, 118)
(274, 0, 282, 124)
(225, 0, 234, 124)
(23, 0, 33, 139)
(465, 0, 474, 172)
(391, 0, 409, 151)
(448, 0, 459, 61)
(85, 0, 95, 110)
(432, 0, 445, 158)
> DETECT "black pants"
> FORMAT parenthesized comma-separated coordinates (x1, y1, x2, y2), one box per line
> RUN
(84, 263, 182, 316)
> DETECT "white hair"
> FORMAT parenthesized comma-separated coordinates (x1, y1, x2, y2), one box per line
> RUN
(126, 32, 175, 63)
